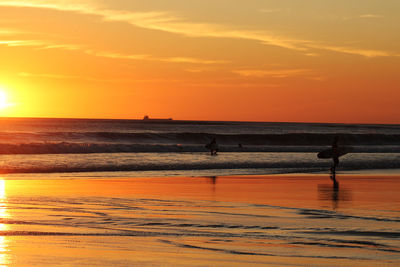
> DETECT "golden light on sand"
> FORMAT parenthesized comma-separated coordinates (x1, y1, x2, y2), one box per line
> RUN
(0, 179, 9, 267)
(0, 180, 6, 202)
(0, 179, 9, 241)
(0, 179, 9, 229)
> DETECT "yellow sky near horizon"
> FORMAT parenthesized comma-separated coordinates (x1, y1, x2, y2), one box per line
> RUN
(0, 0, 399, 123)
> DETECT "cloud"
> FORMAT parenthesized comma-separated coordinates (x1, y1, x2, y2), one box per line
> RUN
(19, 72, 80, 79)
(0, 0, 99, 14)
(186, 81, 283, 89)
(0, 39, 43, 46)
(0, 39, 82, 51)
(343, 14, 383, 20)
(160, 57, 227, 64)
(0, 29, 21, 35)
(85, 50, 149, 60)
(0, 39, 225, 65)
(259, 8, 282, 13)
(0, 0, 396, 58)
(18, 71, 127, 83)
(309, 44, 393, 58)
(359, 14, 383, 19)
(184, 67, 220, 73)
(85, 50, 227, 64)
(37, 43, 82, 51)
(18, 71, 210, 84)
(233, 69, 312, 78)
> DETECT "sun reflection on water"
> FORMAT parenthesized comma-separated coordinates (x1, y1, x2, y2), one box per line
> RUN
(0, 179, 9, 266)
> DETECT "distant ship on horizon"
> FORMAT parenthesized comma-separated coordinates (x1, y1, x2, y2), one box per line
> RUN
(142, 115, 173, 122)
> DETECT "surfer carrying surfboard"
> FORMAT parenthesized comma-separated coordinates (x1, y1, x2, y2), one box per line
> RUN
(318, 136, 352, 185)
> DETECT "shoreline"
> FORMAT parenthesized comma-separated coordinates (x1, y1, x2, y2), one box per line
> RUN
(2, 168, 400, 180)
(3, 173, 400, 202)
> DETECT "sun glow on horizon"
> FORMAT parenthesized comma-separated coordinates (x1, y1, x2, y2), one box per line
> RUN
(0, 88, 14, 111)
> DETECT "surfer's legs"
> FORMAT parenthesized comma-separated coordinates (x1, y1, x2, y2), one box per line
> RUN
(330, 164, 338, 184)
(333, 156, 339, 167)
(330, 165, 339, 188)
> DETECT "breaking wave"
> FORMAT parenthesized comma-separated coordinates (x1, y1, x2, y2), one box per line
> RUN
(0, 132, 400, 154)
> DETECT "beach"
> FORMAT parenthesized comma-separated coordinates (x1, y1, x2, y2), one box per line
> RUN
(0, 118, 399, 265)
(0, 174, 399, 266)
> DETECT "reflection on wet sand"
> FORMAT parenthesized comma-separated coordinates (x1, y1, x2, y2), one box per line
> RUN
(204, 176, 218, 193)
(0, 179, 9, 266)
(0, 176, 397, 266)
(318, 183, 352, 210)
(209, 176, 217, 185)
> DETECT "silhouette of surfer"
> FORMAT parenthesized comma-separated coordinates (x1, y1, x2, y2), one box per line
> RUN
(205, 138, 218, 155)
(318, 136, 352, 187)
(330, 136, 340, 186)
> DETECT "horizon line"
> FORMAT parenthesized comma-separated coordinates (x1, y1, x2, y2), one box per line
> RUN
(0, 115, 398, 126)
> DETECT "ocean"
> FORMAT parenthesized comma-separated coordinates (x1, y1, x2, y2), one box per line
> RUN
(0, 117, 400, 177)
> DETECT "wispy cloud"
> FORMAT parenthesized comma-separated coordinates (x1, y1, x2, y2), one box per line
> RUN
(0, 0, 99, 14)
(186, 81, 283, 89)
(309, 44, 393, 58)
(259, 8, 282, 13)
(160, 57, 227, 64)
(0, 39, 225, 65)
(0, 0, 396, 58)
(37, 43, 82, 51)
(343, 14, 383, 20)
(0, 28, 21, 35)
(359, 14, 383, 19)
(18, 71, 127, 83)
(85, 50, 149, 60)
(19, 72, 80, 79)
(85, 50, 227, 64)
(0, 39, 82, 51)
(184, 67, 221, 73)
(0, 39, 43, 46)
(233, 69, 312, 78)
(18, 71, 213, 84)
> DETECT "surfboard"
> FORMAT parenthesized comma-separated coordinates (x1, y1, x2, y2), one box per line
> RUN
(317, 146, 353, 159)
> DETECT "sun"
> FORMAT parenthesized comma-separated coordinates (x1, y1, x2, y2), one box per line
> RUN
(0, 89, 12, 110)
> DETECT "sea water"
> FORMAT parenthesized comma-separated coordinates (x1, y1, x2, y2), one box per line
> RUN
(0, 117, 400, 177)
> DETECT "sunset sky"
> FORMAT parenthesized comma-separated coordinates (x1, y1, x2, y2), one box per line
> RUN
(0, 0, 399, 123)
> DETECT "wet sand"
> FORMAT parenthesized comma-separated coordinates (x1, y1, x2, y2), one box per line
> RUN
(0, 174, 399, 266)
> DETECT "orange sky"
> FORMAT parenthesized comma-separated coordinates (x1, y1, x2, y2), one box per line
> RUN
(0, 0, 399, 123)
